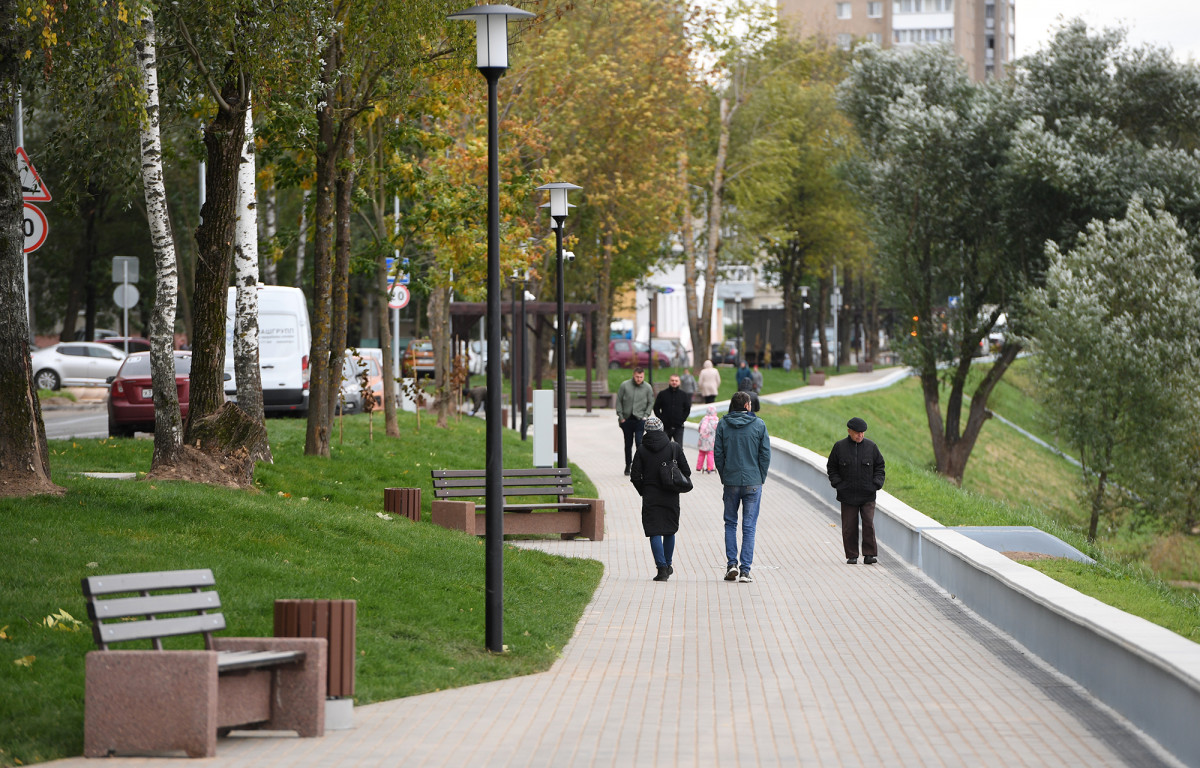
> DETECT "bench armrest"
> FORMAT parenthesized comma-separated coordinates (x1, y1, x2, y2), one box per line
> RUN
(213, 637, 326, 737)
(565, 497, 605, 541)
(431, 499, 476, 534)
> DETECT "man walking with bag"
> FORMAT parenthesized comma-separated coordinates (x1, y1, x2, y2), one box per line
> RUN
(826, 416, 886, 564)
(715, 391, 772, 583)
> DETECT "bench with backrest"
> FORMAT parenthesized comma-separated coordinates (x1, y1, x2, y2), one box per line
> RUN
(560, 379, 616, 409)
(430, 467, 604, 540)
(81, 568, 326, 758)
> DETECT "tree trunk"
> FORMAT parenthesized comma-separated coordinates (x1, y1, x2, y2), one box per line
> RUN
(135, 9, 185, 470)
(233, 102, 268, 443)
(698, 96, 731, 365)
(186, 80, 247, 440)
(61, 185, 106, 342)
(294, 188, 309, 288)
(324, 126, 354, 423)
(429, 285, 451, 428)
(1089, 469, 1107, 543)
(304, 40, 338, 457)
(678, 152, 704, 365)
(262, 183, 277, 285)
(595, 231, 615, 377)
(377, 251, 398, 437)
(0, 2, 60, 496)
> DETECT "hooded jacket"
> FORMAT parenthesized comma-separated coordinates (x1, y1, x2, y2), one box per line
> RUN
(714, 409, 771, 486)
(630, 429, 690, 536)
(697, 360, 721, 397)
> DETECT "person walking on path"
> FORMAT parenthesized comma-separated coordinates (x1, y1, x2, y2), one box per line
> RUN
(630, 416, 691, 582)
(750, 364, 763, 393)
(616, 367, 655, 476)
(735, 360, 751, 391)
(826, 416, 886, 564)
(737, 375, 761, 413)
(678, 368, 697, 402)
(697, 360, 721, 403)
(696, 405, 719, 473)
(715, 391, 772, 583)
(653, 373, 691, 444)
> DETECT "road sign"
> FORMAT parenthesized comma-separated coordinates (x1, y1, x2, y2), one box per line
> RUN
(113, 283, 140, 309)
(22, 203, 47, 253)
(112, 256, 139, 283)
(386, 256, 410, 286)
(388, 283, 410, 309)
(16, 147, 51, 202)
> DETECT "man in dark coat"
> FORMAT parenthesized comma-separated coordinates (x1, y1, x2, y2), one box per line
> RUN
(826, 416, 886, 564)
(653, 374, 692, 444)
(631, 416, 691, 582)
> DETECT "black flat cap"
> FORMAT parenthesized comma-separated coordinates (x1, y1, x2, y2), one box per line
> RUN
(847, 417, 868, 432)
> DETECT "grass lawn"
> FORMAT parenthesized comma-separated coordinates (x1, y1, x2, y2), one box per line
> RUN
(755, 363, 1200, 643)
(0, 411, 602, 767)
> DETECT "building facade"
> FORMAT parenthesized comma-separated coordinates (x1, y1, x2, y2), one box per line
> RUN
(777, 0, 1015, 81)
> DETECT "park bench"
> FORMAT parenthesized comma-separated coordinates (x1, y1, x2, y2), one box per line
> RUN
(430, 467, 604, 540)
(559, 379, 616, 409)
(81, 568, 326, 758)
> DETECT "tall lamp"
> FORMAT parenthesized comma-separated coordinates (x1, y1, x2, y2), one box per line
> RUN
(448, 2, 534, 654)
(537, 181, 581, 470)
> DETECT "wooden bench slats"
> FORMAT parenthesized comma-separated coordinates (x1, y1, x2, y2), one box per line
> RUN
(435, 485, 576, 498)
(96, 612, 227, 646)
(216, 649, 305, 672)
(433, 476, 571, 488)
(83, 569, 216, 597)
(431, 468, 570, 478)
(504, 502, 591, 511)
(88, 591, 221, 621)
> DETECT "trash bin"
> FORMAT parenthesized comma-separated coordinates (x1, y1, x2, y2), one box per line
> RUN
(275, 599, 356, 729)
(384, 487, 421, 522)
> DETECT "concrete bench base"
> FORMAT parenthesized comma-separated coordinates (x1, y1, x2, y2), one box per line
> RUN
(432, 497, 604, 541)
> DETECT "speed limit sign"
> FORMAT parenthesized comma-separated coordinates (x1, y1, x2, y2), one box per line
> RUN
(388, 283, 410, 309)
(23, 202, 47, 254)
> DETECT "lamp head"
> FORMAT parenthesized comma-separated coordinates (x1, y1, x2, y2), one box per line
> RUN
(537, 182, 582, 218)
(447, 4, 535, 70)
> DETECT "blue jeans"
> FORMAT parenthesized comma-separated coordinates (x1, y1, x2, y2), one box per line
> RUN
(650, 535, 675, 568)
(723, 485, 762, 573)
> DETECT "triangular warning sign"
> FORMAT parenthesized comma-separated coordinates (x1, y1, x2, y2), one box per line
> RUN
(16, 147, 51, 203)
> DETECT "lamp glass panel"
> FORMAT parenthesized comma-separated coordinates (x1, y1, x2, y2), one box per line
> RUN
(550, 188, 568, 217)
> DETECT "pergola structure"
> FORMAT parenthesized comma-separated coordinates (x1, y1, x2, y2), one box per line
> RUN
(449, 300, 605, 411)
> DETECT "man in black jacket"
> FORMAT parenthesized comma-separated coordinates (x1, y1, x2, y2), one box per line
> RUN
(653, 374, 692, 444)
(826, 416, 886, 564)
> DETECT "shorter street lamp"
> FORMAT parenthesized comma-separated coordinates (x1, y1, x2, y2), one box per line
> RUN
(510, 267, 530, 439)
(448, 1, 534, 654)
(800, 285, 810, 381)
(537, 181, 581, 470)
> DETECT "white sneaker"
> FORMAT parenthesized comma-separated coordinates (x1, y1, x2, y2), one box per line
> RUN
(724, 566, 739, 582)
(738, 571, 754, 583)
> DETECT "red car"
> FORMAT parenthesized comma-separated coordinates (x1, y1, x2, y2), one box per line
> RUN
(608, 339, 671, 370)
(107, 351, 192, 438)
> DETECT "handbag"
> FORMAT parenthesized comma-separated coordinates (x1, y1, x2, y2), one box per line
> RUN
(662, 455, 693, 493)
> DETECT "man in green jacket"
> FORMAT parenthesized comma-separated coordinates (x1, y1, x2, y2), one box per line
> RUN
(616, 367, 655, 475)
(714, 391, 772, 583)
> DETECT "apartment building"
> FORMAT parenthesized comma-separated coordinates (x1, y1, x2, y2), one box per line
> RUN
(777, 0, 1015, 81)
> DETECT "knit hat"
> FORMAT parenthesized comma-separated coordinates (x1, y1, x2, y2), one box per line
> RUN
(847, 417, 868, 432)
(644, 416, 664, 432)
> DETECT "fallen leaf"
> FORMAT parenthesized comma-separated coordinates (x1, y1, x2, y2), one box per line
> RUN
(13, 656, 35, 667)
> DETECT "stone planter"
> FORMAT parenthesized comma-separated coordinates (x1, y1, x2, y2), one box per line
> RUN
(809, 371, 826, 386)
(857, 362, 874, 373)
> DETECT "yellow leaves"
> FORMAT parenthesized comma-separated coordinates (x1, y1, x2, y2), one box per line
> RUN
(43, 609, 83, 632)
(117, 2, 129, 23)
(14, 656, 35, 668)
(23, 50, 31, 60)
(0, 626, 9, 640)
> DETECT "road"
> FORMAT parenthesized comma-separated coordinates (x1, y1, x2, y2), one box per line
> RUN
(42, 404, 109, 440)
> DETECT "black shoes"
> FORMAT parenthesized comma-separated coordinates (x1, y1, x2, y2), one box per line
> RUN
(624, 466, 631, 476)
(653, 566, 670, 582)
(864, 556, 877, 565)
(724, 566, 739, 581)
(847, 558, 858, 564)
(667, 565, 674, 575)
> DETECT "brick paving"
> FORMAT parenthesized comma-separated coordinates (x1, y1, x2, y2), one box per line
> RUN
(47, 396, 1181, 767)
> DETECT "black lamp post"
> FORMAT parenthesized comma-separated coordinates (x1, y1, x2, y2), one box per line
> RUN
(448, 2, 534, 654)
(800, 285, 810, 381)
(510, 267, 529, 439)
(537, 181, 581, 470)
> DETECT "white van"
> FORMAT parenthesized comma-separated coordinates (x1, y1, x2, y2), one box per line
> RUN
(224, 285, 311, 416)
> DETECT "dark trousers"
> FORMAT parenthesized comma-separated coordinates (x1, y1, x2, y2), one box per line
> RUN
(703, 395, 716, 404)
(840, 501, 877, 559)
(620, 418, 645, 468)
(666, 425, 685, 444)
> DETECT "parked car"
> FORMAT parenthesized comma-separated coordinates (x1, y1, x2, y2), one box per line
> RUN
(96, 337, 152, 355)
(224, 285, 312, 416)
(340, 351, 383, 412)
(608, 339, 670, 370)
(710, 342, 738, 365)
(74, 328, 120, 341)
(106, 351, 191, 437)
(31, 341, 127, 390)
(650, 338, 689, 367)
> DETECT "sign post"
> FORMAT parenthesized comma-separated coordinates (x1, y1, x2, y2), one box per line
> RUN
(17, 148, 51, 339)
(112, 257, 140, 354)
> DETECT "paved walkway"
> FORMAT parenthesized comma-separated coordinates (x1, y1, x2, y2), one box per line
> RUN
(50, 373, 1180, 767)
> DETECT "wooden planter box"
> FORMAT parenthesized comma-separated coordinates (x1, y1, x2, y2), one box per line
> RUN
(857, 362, 874, 373)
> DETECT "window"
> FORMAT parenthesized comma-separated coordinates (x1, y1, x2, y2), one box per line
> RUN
(893, 27, 953, 44)
(836, 33, 853, 50)
(867, 1, 882, 16)
(836, 2, 851, 19)
(867, 32, 882, 44)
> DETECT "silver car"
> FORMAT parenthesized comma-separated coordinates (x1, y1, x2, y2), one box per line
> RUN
(31, 342, 127, 390)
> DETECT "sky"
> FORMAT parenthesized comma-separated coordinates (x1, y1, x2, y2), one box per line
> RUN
(1016, 1, 1200, 61)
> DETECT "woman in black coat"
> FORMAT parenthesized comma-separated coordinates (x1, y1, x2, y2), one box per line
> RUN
(630, 416, 691, 582)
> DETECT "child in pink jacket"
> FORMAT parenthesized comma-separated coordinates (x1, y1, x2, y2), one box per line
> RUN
(696, 405, 719, 473)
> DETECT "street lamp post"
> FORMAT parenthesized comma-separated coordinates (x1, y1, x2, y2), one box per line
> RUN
(537, 182, 581, 470)
(510, 268, 530, 439)
(734, 295, 743, 367)
(448, 2, 534, 654)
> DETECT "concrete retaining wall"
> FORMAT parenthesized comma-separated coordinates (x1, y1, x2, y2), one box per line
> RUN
(683, 423, 1200, 766)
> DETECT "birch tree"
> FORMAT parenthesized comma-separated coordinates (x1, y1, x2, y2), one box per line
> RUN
(233, 102, 267, 439)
